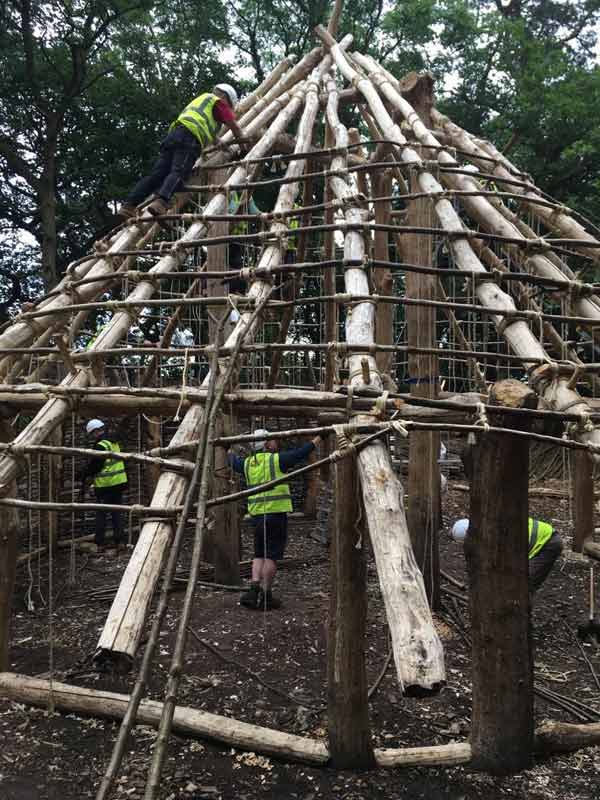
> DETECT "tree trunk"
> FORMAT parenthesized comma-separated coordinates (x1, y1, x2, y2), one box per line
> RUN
(466, 379, 536, 773)
(571, 450, 594, 553)
(39, 162, 58, 290)
(327, 455, 375, 768)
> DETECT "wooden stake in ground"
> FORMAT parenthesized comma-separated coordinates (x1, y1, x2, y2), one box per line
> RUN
(466, 378, 536, 773)
(209, 413, 241, 585)
(571, 449, 595, 553)
(327, 452, 375, 768)
(0, 495, 18, 670)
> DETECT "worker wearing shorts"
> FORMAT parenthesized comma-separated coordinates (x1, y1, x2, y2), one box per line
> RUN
(228, 429, 321, 610)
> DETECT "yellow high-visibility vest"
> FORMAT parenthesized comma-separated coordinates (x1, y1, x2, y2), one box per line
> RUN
(244, 451, 293, 515)
(287, 213, 300, 251)
(172, 93, 219, 147)
(94, 440, 128, 489)
(528, 518, 553, 559)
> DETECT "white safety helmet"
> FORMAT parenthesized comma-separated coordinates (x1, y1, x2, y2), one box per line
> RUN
(85, 418, 105, 435)
(214, 83, 239, 108)
(252, 428, 269, 451)
(451, 518, 470, 542)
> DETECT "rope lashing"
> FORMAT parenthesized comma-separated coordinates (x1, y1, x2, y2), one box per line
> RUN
(496, 309, 542, 337)
(345, 384, 354, 415)
(173, 347, 190, 422)
(332, 423, 358, 458)
(239, 266, 255, 282)
(570, 281, 595, 300)
(474, 401, 490, 433)
(389, 420, 409, 439)
(373, 390, 389, 419)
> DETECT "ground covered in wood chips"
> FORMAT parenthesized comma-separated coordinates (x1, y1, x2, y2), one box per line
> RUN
(1, 480, 599, 800)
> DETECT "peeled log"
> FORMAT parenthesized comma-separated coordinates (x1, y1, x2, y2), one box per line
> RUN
(322, 58, 444, 691)
(0, 673, 471, 768)
(0, 673, 328, 766)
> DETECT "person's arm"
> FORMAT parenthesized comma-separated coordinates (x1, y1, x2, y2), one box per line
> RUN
(214, 100, 246, 149)
(228, 452, 245, 474)
(80, 442, 106, 492)
(279, 437, 321, 472)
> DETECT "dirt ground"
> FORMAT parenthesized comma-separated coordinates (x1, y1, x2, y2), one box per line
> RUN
(1, 481, 599, 800)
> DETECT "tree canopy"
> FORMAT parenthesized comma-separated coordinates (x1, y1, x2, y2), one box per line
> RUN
(1, 0, 599, 299)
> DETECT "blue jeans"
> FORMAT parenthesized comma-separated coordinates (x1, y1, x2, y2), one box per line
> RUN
(125, 125, 200, 205)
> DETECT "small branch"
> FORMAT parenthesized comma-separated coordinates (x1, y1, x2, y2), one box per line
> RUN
(187, 627, 324, 712)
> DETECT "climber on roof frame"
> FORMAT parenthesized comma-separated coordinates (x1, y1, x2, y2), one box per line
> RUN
(119, 84, 247, 224)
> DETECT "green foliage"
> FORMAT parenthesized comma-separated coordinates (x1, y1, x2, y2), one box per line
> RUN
(1, 0, 600, 299)
(0, 0, 230, 288)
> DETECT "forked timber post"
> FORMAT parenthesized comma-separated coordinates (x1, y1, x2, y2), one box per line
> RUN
(466, 379, 536, 773)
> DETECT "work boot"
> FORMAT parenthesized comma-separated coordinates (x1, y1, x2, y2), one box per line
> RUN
(239, 581, 261, 609)
(258, 589, 281, 610)
(146, 197, 171, 229)
(118, 203, 137, 220)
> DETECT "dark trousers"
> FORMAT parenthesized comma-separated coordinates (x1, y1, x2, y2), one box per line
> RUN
(529, 531, 563, 593)
(94, 484, 126, 546)
(125, 125, 200, 206)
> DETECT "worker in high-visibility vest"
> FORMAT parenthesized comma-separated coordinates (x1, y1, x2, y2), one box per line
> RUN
(228, 429, 322, 609)
(80, 419, 128, 551)
(119, 84, 247, 223)
(450, 517, 563, 593)
(285, 206, 300, 263)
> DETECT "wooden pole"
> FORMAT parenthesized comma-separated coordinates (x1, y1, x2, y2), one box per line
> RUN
(327, 454, 375, 768)
(321, 58, 445, 691)
(0, 496, 18, 670)
(46, 426, 62, 551)
(402, 75, 440, 609)
(302, 445, 320, 518)
(323, 121, 337, 393)
(465, 378, 536, 773)
(571, 450, 595, 553)
(371, 170, 394, 376)
(209, 414, 241, 584)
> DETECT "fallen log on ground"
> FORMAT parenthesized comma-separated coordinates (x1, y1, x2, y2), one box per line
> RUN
(2, 674, 599, 766)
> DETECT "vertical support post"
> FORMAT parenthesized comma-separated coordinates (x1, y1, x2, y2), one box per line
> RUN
(0, 499, 18, 671)
(322, 123, 337, 487)
(202, 167, 229, 567)
(327, 454, 375, 768)
(0, 416, 19, 670)
(268, 163, 315, 389)
(405, 157, 440, 607)
(466, 379, 535, 773)
(206, 413, 241, 585)
(372, 171, 393, 376)
(403, 74, 440, 609)
(323, 122, 337, 393)
(302, 446, 320, 518)
(571, 450, 594, 553)
(47, 426, 62, 551)
(207, 167, 229, 345)
(144, 416, 162, 502)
